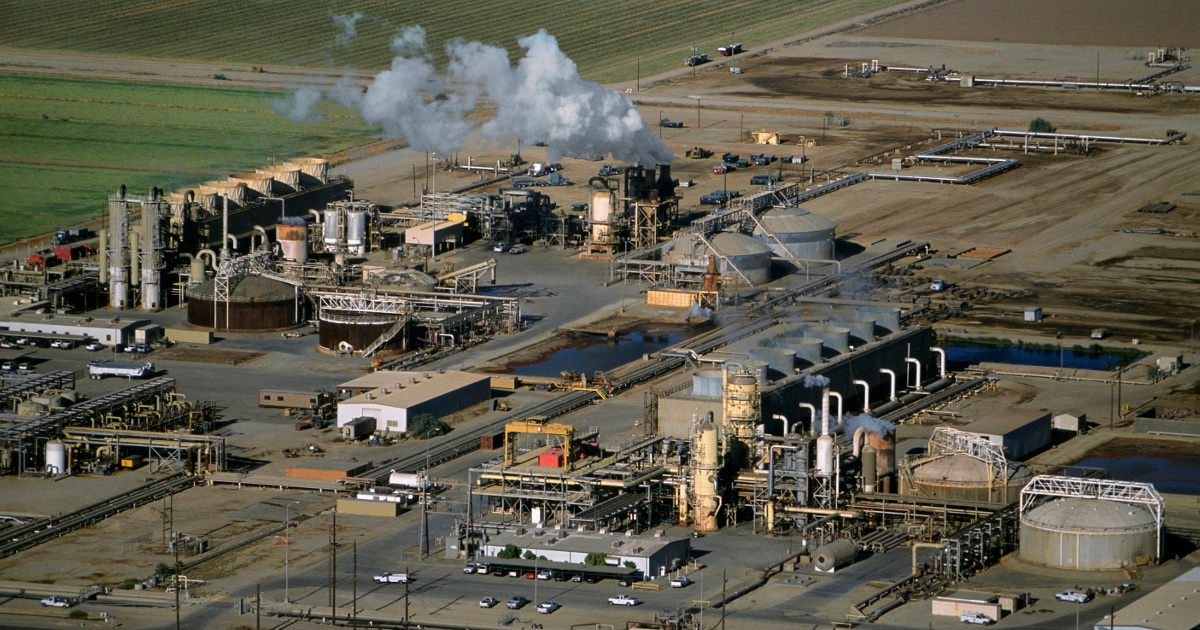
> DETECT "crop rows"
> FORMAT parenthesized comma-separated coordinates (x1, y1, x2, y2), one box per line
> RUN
(1, 0, 911, 82)
(0, 73, 375, 246)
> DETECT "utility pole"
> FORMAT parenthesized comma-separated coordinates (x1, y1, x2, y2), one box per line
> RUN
(329, 509, 337, 613)
(721, 570, 727, 630)
(637, 56, 640, 92)
(352, 541, 358, 625)
(404, 565, 411, 629)
(174, 517, 180, 630)
(256, 584, 260, 630)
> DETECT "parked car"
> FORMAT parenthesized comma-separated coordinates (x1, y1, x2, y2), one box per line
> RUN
(463, 563, 477, 574)
(584, 575, 601, 584)
(1091, 328, 1110, 339)
(670, 575, 693, 588)
(491, 569, 506, 577)
(508, 570, 520, 578)
(609, 594, 640, 606)
(618, 577, 637, 587)
(479, 596, 499, 608)
(40, 596, 73, 608)
(373, 572, 410, 584)
(509, 244, 528, 254)
(553, 572, 566, 582)
(85, 342, 104, 351)
(960, 612, 993, 625)
(506, 595, 529, 610)
(475, 563, 490, 574)
(930, 279, 946, 292)
(1055, 590, 1092, 603)
(660, 120, 684, 128)
(536, 601, 560, 614)
(536, 569, 553, 580)
(571, 574, 583, 583)
(112, 343, 126, 353)
(1, 361, 13, 373)
(493, 242, 510, 252)
(525, 571, 536, 579)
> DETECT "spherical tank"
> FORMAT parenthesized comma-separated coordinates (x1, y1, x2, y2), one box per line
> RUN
(753, 207, 835, 260)
(813, 539, 857, 571)
(46, 440, 67, 476)
(904, 454, 1032, 503)
(285, 157, 329, 185)
(276, 217, 309, 263)
(806, 324, 851, 353)
(692, 370, 723, 399)
(748, 347, 795, 378)
(777, 336, 823, 365)
(856, 306, 901, 335)
(318, 310, 401, 355)
(1020, 497, 1158, 570)
(186, 275, 300, 332)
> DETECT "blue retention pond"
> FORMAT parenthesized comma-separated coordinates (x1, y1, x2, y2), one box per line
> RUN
(1068, 439, 1200, 496)
(942, 339, 1143, 371)
(503, 326, 697, 378)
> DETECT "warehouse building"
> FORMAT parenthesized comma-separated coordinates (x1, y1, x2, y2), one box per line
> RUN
(480, 528, 690, 579)
(336, 370, 491, 434)
(1094, 566, 1200, 630)
(961, 409, 1051, 460)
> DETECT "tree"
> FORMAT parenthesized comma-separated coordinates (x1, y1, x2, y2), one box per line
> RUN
(1029, 118, 1056, 133)
(584, 552, 608, 566)
(409, 413, 449, 440)
(497, 544, 521, 559)
(522, 550, 537, 560)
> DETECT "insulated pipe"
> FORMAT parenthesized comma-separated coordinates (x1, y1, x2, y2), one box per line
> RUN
(226, 233, 238, 252)
(829, 391, 844, 427)
(820, 387, 830, 436)
(852, 427, 866, 457)
(905, 357, 923, 391)
(309, 209, 323, 224)
(880, 369, 897, 400)
(931, 347, 946, 378)
(221, 195, 230, 260)
(196, 249, 217, 267)
(771, 414, 789, 436)
(252, 225, 269, 252)
(798, 403, 817, 434)
(853, 380, 870, 412)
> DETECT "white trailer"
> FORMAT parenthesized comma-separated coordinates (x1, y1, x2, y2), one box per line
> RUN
(88, 361, 154, 380)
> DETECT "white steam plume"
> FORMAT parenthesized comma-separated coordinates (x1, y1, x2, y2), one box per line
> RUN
(333, 12, 365, 48)
(276, 87, 323, 122)
(309, 26, 673, 164)
(803, 374, 830, 388)
(843, 413, 895, 436)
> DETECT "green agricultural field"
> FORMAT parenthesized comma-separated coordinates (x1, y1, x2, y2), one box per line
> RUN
(0, 74, 377, 247)
(0, 0, 910, 83)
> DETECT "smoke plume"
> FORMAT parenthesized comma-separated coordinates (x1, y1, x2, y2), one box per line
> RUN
(333, 12, 365, 48)
(803, 374, 830, 388)
(311, 26, 673, 164)
(842, 413, 895, 436)
(276, 87, 324, 122)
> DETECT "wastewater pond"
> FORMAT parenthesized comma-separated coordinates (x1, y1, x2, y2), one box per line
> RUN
(941, 339, 1143, 371)
(1068, 439, 1200, 496)
(504, 325, 698, 378)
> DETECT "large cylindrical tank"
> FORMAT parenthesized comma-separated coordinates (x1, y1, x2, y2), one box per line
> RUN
(186, 275, 301, 332)
(230, 172, 274, 196)
(201, 181, 246, 206)
(806, 324, 851, 353)
(865, 429, 895, 477)
(258, 166, 301, 193)
(189, 256, 207, 285)
(196, 189, 219, 214)
(856, 306, 901, 335)
(753, 207, 836, 260)
(589, 185, 616, 244)
(723, 367, 759, 443)
(318, 311, 402, 354)
(692, 422, 721, 532)
(46, 440, 67, 476)
(692, 370, 723, 399)
(388, 471, 428, 489)
(285, 157, 329, 185)
(708, 232, 772, 286)
(777, 336, 823, 365)
(749, 347, 795, 378)
(1020, 498, 1158, 570)
(813, 539, 857, 571)
(816, 435, 834, 476)
(323, 208, 342, 249)
(904, 454, 1032, 503)
(276, 217, 309, 263)
(833, 318, 876, 345)
(346, 209, 368, 255)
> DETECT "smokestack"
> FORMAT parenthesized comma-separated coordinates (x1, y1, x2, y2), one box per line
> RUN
(821, 386, 831, 436)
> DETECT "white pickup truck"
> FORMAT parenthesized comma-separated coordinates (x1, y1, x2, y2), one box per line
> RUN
(373, 572, 410, 584)
(608, 594, 640, 606)
(1055, 589, 1091, 603)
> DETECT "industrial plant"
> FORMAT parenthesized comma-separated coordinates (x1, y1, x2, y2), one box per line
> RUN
(2, 7, 1200, 630)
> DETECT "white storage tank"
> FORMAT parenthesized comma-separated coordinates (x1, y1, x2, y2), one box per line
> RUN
(346, 209, 368, 255)
(46, 440, 67, 476)
(1020, 497, 1159, 570)
(753, 207, 835, 260)
(665, 232, 772, 286)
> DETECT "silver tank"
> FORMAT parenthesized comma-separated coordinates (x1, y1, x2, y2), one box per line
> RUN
(346, 210, 368, 255)
(323, 208, 341, 249)
(1019, 497, 1158, 570)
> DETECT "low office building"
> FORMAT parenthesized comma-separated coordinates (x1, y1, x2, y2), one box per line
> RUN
(961, 409, 1051, 460)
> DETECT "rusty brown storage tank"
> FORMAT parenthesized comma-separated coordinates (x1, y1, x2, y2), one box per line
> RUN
(276, 217, 309, 263)
(318, 310, 403, 355)
(186, 275, 301, 331)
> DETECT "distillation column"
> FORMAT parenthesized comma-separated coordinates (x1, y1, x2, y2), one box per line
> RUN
(691, 422, 723, 532)
(108, 189, 130, 309)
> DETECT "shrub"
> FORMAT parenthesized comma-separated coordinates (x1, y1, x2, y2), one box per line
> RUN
(522, 550, 537, 560)
(497, 544, 521, 559)
(213, 73, 227, 80)
(117, 577, 139, 590)
(1028, 118, 1055, 133)
(69, 610, 88, 619)
(409, 413, 450, 439)
(584, 552, 607, 566)
(624, 561, 636, 569)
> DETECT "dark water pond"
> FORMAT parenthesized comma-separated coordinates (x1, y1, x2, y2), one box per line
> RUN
(504, 326, 697, 378)
(1069, 442, 1200, 496)
(942, 340, 1143, 371)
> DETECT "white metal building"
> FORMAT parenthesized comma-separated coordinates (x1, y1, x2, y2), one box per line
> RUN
(479, 528, 691, 579)
(336, 370, 491, 434)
